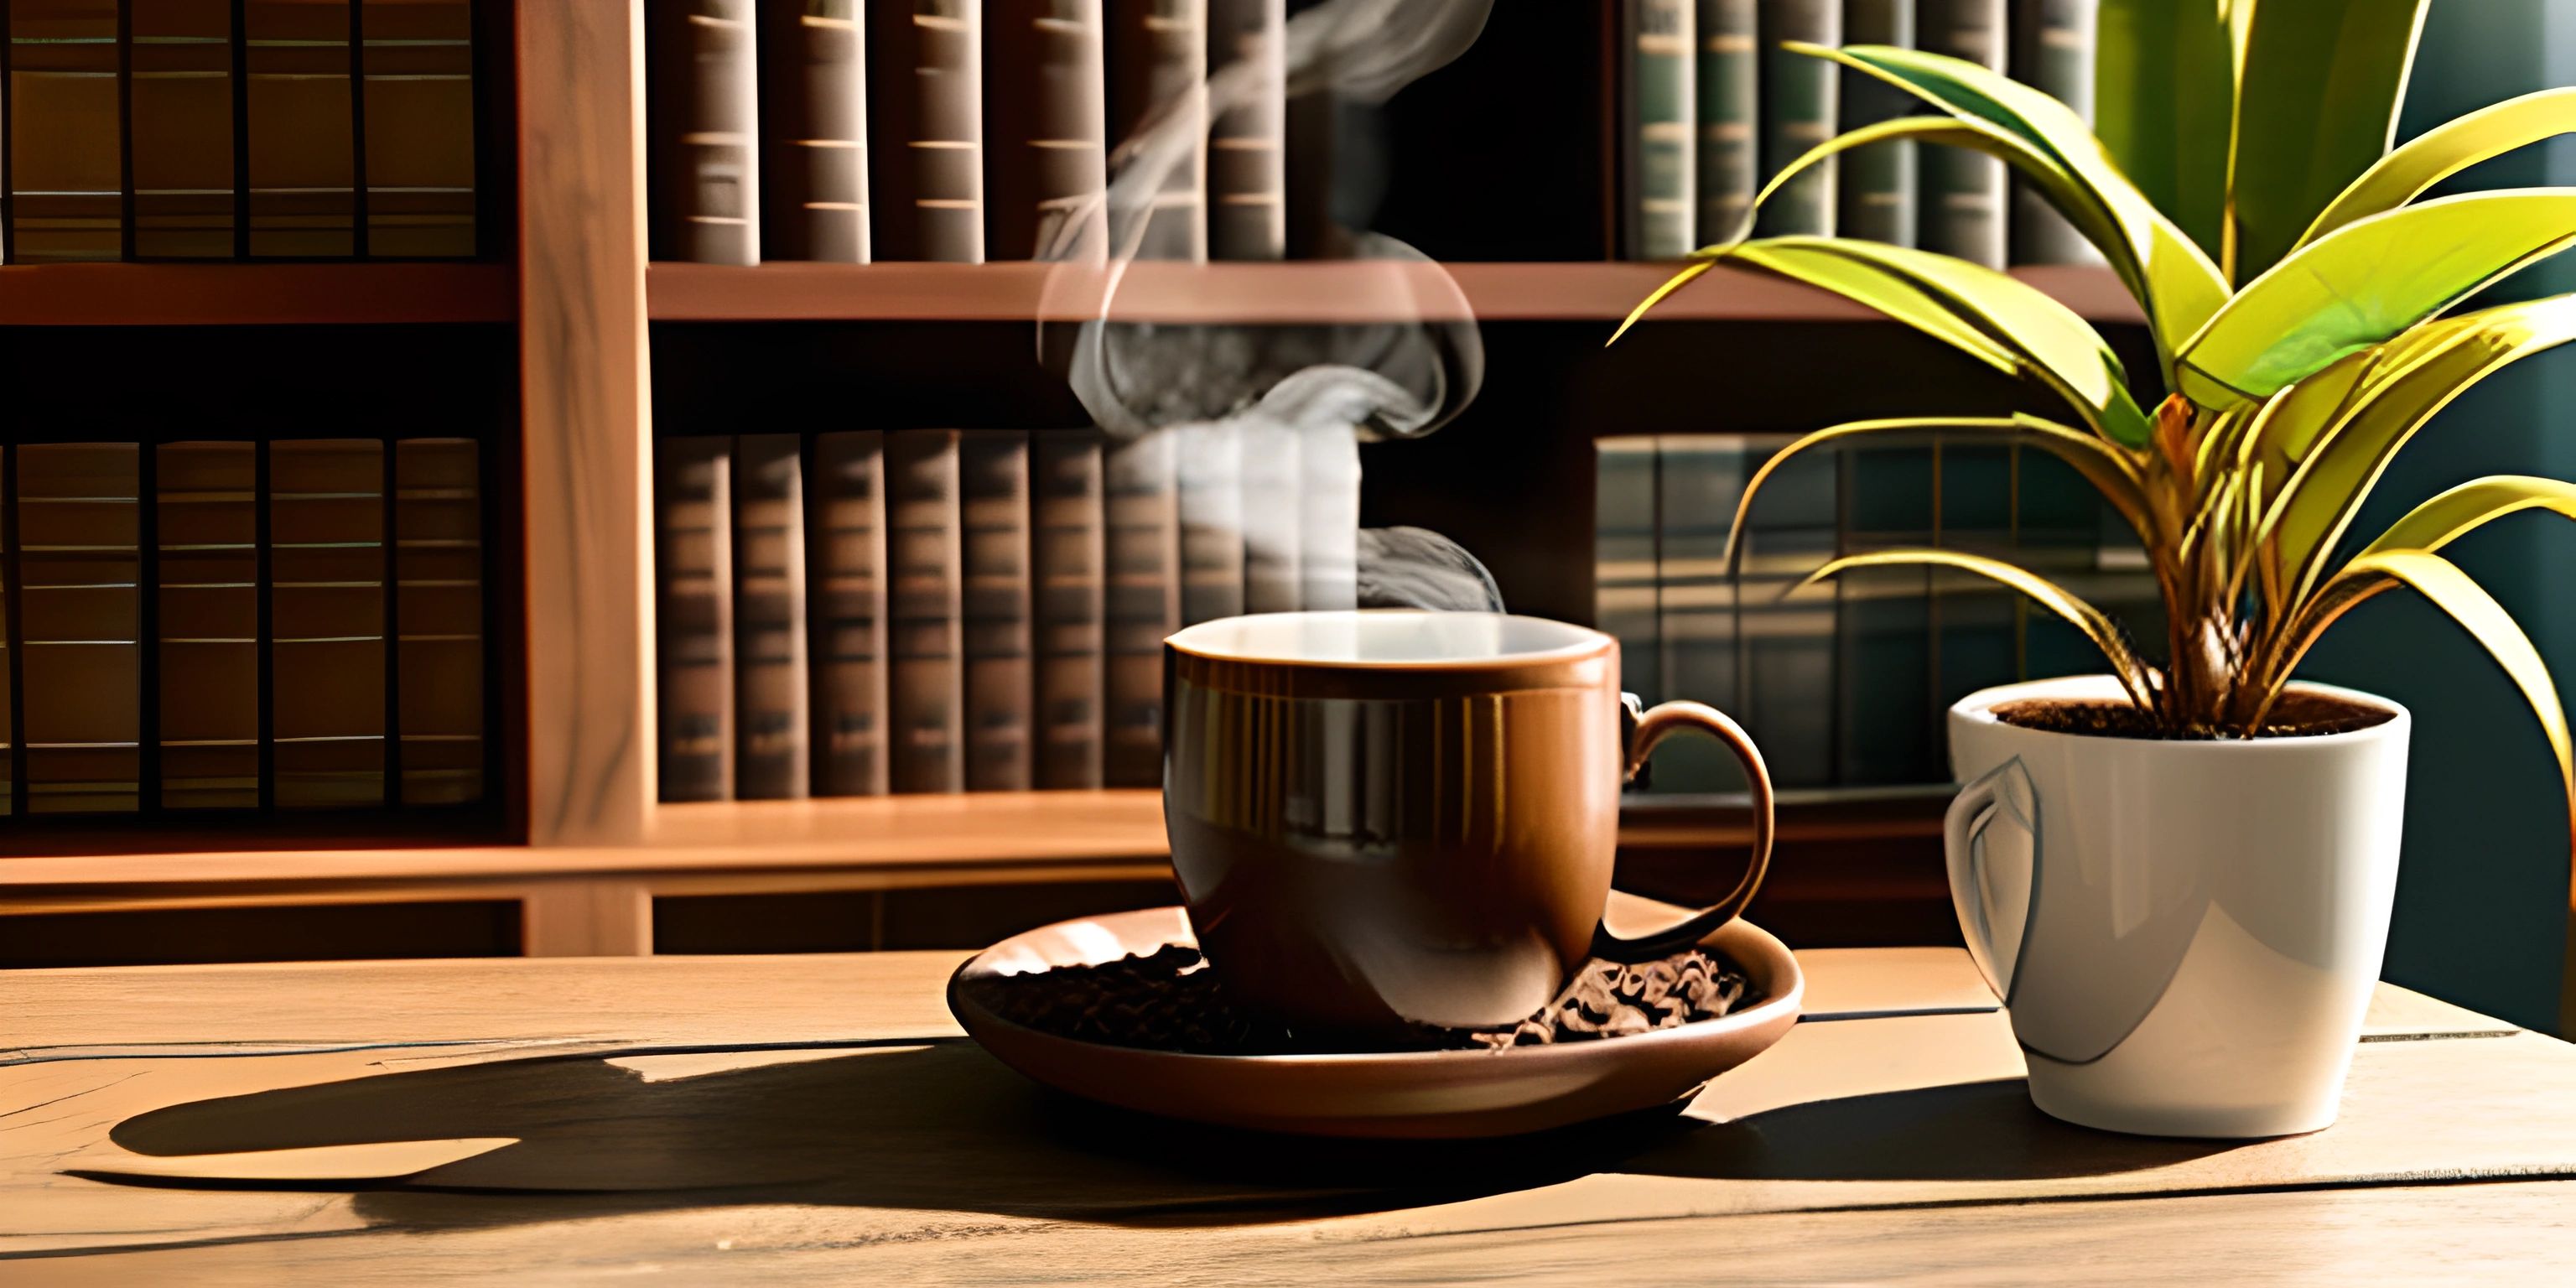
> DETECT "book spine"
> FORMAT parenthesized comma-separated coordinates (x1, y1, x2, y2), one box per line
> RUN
(653, 1, 759, 265)
(1594, 437, 1662, 712)
(241, 1, 359, 257)
(130, 0, 238, 259)
(154, 443, 259, 809)
(392, 438, 485, 806)
(269, 439, 388, 808)
(14, 445, 142, 813)
(809, 430, 890, 796)
(2008, 0, 2098, 264)
(1623, 0, 1696, 258)
(1237, 420, 1300, 613)
(654, 437, 734, 802)
(958, 429, 1033, 792)
(1296, 421, 1358, 610)
(1649, 435, 1752, 793)
(1693, 0, 1758, 244)
(1753, 0, 1837, 237)
(1917, 0, 2007, 267)
(1102, 434, 1178, 787)
(759, 0, 869, 262)
(1205, 0, 1284, 260)
(730, 434, 811, 800)
(1172, 423, 1244, 626)
(8, 0, 126, 260)
(1835, 0, 1914, 246)
(985, 0, 1109, 261)
(885, 429, 964, 792)
(870, 0, 984, 262)
(1835, 444, 1934, 785)
(359, 0, 477, 257)
(1031, 434, 1106, 789)
(1104, 0, 1208, 262)
(1734, 434, 1836, 789)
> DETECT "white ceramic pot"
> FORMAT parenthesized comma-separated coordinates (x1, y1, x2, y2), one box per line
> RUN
(1945, 675, 2411, 1138)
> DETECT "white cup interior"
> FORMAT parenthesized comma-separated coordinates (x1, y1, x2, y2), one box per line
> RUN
(1167, 610, 1602, 665)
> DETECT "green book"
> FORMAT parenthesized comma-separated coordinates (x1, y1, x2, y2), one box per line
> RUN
(1835, 0, 1914, 246)
(1652, 435, 1752, 795)
(8, 1, 122, 261)
(1836, 441, 1934, 785)
(1595, 437, 1664, 712)
(1932, 441, 2014, 711)
(1624, 0, 1696, 258)
(1694, 1, 1757, 244)
(1753, 0, 1838, 237)
(1916, 0, 2006, 266)
(1737, 434, 1836, 789)
(131, 0, 238, 259)
(2008, 0, 2099, 265)
(157, 442, 260, 810)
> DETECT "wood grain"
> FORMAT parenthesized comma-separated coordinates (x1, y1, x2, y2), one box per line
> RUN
(0, 263, 515, 325)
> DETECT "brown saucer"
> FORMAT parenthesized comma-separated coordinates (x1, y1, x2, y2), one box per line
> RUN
(947, 907, 1804, 1139)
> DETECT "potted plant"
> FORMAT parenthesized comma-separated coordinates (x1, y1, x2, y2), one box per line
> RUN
(1616, 8, 2576, 1137)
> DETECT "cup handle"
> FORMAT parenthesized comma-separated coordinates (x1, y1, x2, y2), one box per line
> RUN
(1943, 758, 2037, 1003)
(1589, 695, 1775, 963)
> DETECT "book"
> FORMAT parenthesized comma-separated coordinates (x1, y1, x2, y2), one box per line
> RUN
(156, 442, 259, 810)
(392, 438, 484, 805)
(1622, 0, 1696, 258)
(731, 434, 810, 799)
(1835, 0, 1914, 246)
(1753, 0, 1836, 237)
(1593, 437, 1662, 713)
(1106, 0, 1207, 262)
(759, 0, 869, 262)
(984, 0, 1109, 261)
(869, 0, 984, 262)
(1736, 434, 1836, 789)
(8, 0, 124, 261)
(15, 444, 141, 813)
(1651, 435, 1750, 794)
(245, 0, 358, 257)
(360, 0, 478, 257)
(1297, 421, 1358, 610)
(269, 439, 387, 808)
(130, 0, 239, 259)
(1237, 418, 1299, 613)
(1836, 444, 1935, 785)
(886, 428, 964, 792)
(1172, 423, 1244, 626)
(655, 437, 734, 802)
(1917, 0, 2007, 267)
(2008, 0, 2098, 265)
(1102, 433, 1178, 787)
(1205, 0, 1285, 260)
(652, 1, 761, 265)
(959, 430, 1033, 792)
(1694, 1, 1758, 245)
(809, 430, 889, 796)
(1031, 434, 1106, 789)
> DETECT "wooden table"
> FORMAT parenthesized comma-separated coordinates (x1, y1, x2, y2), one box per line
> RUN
(7, 933, 2573, 1285)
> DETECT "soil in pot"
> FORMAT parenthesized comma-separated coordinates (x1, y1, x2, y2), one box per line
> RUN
(1992, 689, 2396, 741)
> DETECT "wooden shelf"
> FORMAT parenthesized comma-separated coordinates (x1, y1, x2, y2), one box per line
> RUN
(0, 262, 516, 325)
(647, 260, 2146, 327)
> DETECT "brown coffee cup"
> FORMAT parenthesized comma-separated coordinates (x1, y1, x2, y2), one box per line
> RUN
(1162, 610, 1774, 1036)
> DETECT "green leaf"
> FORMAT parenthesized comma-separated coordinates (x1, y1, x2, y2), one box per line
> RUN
(2359, 476, 2576, 558)
(2302, 88, 2576, 249)
(2227, 0, 2430, 283)
(2095, 1, 2235, 262)
(1798, 548, 2158, 709)
(2176, 190, 2576, 407)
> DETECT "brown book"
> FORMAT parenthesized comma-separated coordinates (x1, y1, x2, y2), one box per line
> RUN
(1101, 434, 1177, 787)
(8, 0, 123, 261)
(130, 0, 238, 259)
(984, 0, 1109, 261)
(810, 430, 888, 796)
(652, 1, 761, 265)
(269, 439, 387, 808)
(1204, 0, 1282, 260)
(959, 430, 1032, 792)
(655, 437, 735, 802)
(1173, 422, 1243, 626)
(245, 0, 358, 257)
(393, 438, 484, 806)
(360, 0, 478, 257)
(869, 0, 984, 262)
(156, 442, 259, 810)
(886, 429, 964, 792)
(1104, 0, 1206, 262)
(731, 434, 810, 799)
(16, 444, 142, 813)
(760, 0, 869, 262)
(1031, 433, 1105, 789)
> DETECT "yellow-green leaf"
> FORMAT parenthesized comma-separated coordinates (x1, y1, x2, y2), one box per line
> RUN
(1722, 240, 2021, 373)
(2226, 0, 2430, 283)
(2301, 88, 2576, 249)
(2177, 190, 2576, 407)
(1608, 258, 1716, 345)
(2096, 0, 2234, 263)
(1798, 548, 2157, 709)
(2359, 475, 2576, 558)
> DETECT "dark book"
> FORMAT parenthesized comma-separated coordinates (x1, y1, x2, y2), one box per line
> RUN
(130, 0, 237, 259)
(984, 0, 1109, 261)
(1917, 0, 2007, 267)
(1650, 435, 1750, 794)
(1104, 0, 1207, 262)
(8, 0, 123, 261)
(1836, 0, 1914, 246)
(245, 0, 357, 257)
(1695, 0, 1758, 244)
(269, 439, 387, 808)
(1173, 423, 1244, 626)
(360, 0, 478, 257)
(760, 0, 869, 262)
(15, 444, 141, 813)
(2008, 0, 2098, 264)
(960, 430, 1033, 791)
(869, 0, 984, 262)
(1031, 434, 1106, 789)
(1736, 434, 1836, 790)
(392, 438, 484, 805)
(732, 434, 811, 800)
(1932, 440, 2015, 713)
(1753, 0, 1837, 237)
(1102, 434, 1177, 787)
(156, 442, 259, 810)
(655, 437, 734, 802)
(1623, 0, 1695, 258)
(1594, 437, 1662, 712)
(1205, 0, 1284, 260)
(1836, 444, 1934, 785)
(886, 428, 964, 792)
(651, 1, 761, 265)
(810, 430, 889, 796)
